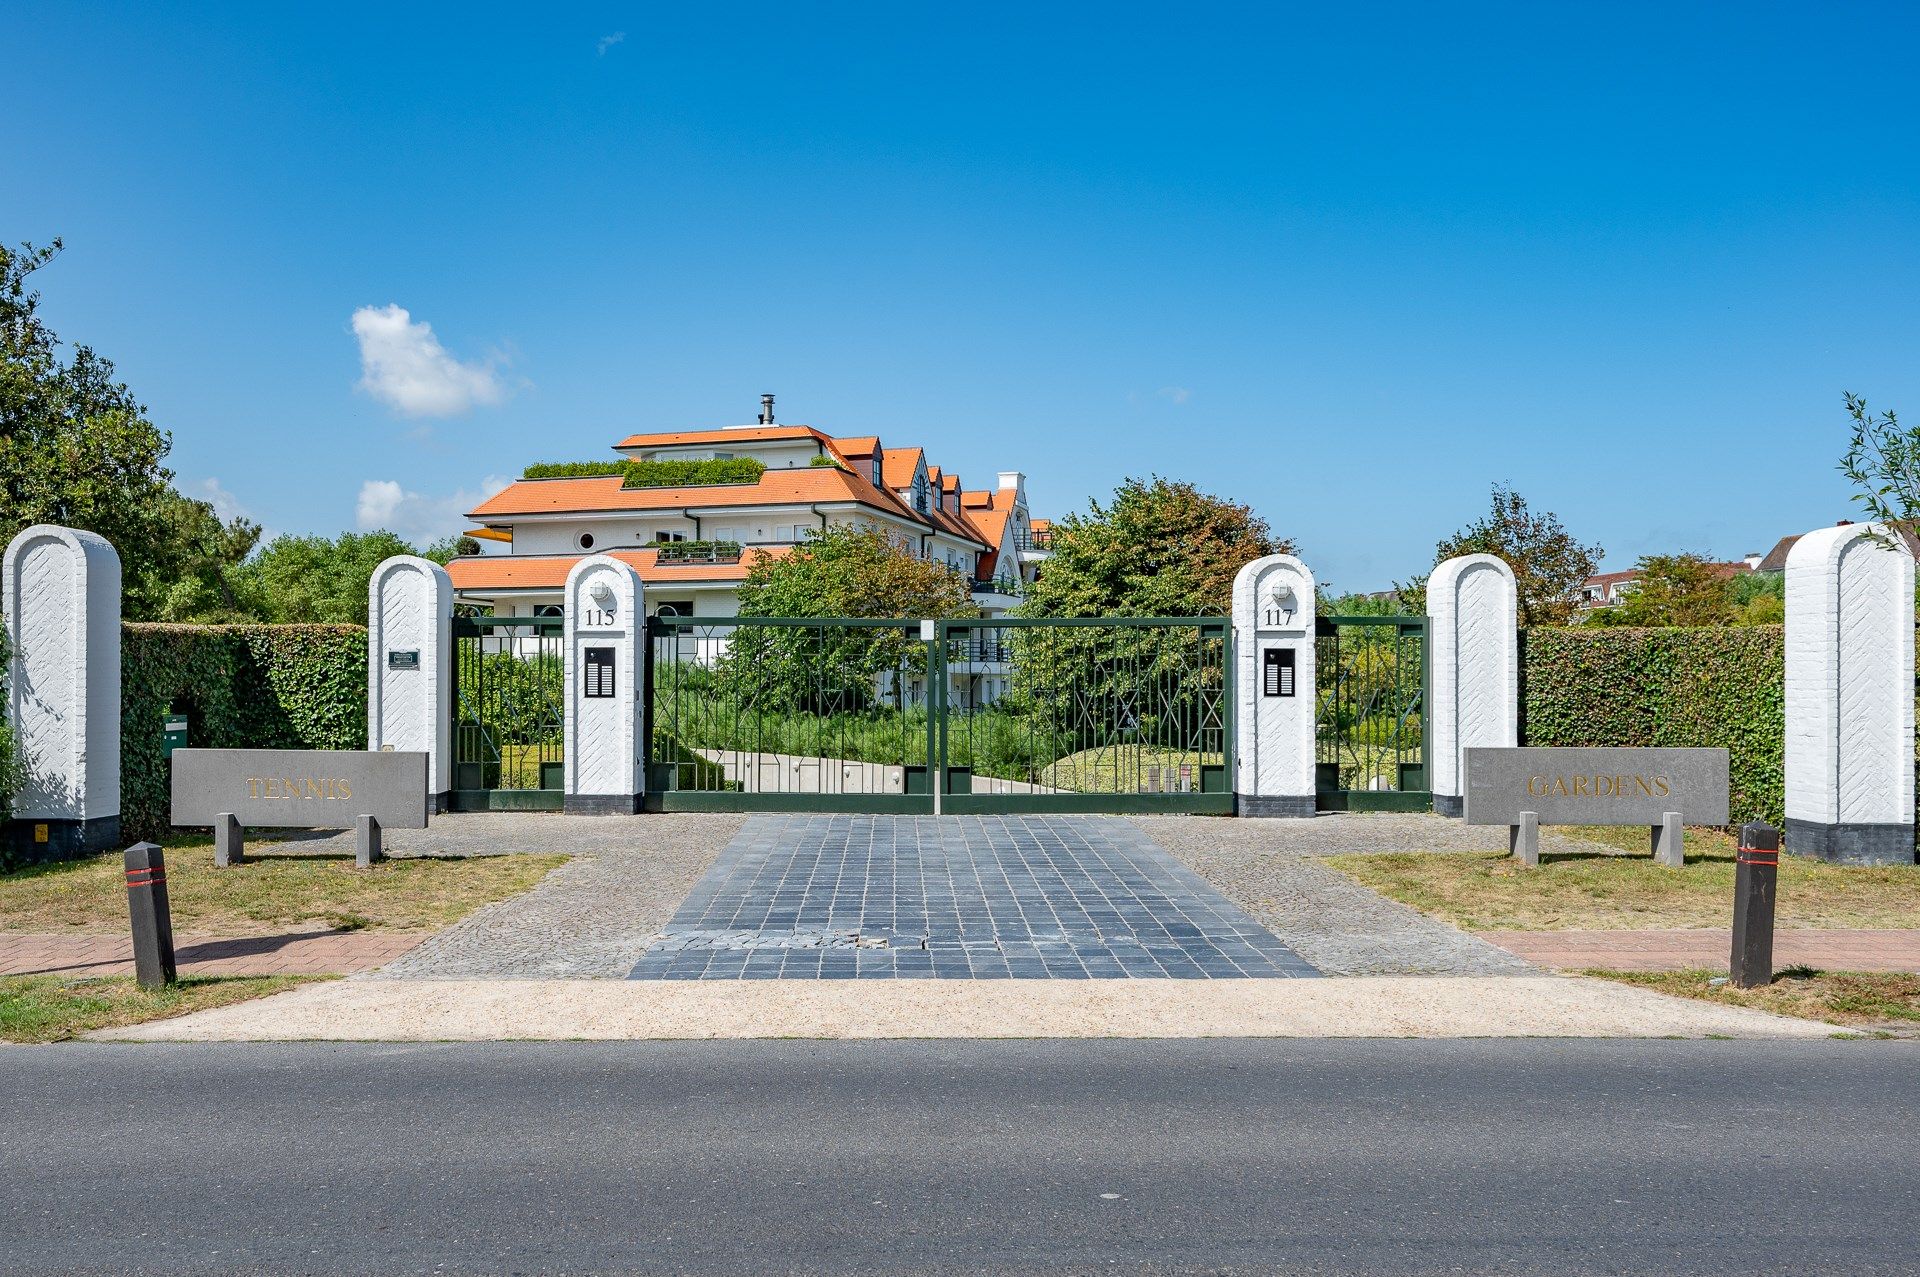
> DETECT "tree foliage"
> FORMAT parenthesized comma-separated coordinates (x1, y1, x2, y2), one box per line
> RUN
(720, 525, 976, 711)
(0, 240, 260, 619)
(1435, 485, 1600, 626)
(1021, 476, 1290, 618)
(1839, 391, 1920, 527)
(234, 530, 470, 625)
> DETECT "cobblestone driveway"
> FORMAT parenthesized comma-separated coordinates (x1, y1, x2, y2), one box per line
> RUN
(628, 815, 1319, 980)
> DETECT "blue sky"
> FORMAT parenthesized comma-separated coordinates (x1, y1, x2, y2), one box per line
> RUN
(6, 2, 1917, 591)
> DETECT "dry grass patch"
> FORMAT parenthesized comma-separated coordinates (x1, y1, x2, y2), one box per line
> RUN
(0, 974, 321, 1044)
(1595, 968, 1920, 1035)
(1324, 835, 1920, 931)
(0, 849, 567, 936)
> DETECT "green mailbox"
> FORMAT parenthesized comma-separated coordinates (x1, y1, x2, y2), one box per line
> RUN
(162, 712, 189, 760)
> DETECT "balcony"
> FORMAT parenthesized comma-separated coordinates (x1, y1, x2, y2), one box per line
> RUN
(654, 539, 743, 566)
(972, 574, 1026, 600)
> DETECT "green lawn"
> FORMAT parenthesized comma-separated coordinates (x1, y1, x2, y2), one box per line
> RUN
(1593, 968, 1920, 1034)
(0, 848, 567, 936)
(1325, 829, 1920, 931)
(0, 974, 321, 1043)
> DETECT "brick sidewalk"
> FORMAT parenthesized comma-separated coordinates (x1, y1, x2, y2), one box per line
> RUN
(0, 931, 426, 978)
(1482, 929, 1920, 973)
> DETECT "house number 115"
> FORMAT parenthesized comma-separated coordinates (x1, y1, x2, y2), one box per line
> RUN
(581, 608, 617, 627)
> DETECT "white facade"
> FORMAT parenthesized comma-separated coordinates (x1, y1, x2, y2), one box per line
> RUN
(2, 524, 122, 856)
(1426, 554, 1520, 817)
(1231, 554, 1317, 816)
(1784, 523, 1916, 863)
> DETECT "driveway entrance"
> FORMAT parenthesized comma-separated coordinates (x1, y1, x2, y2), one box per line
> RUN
(627, 815, 1317, 979)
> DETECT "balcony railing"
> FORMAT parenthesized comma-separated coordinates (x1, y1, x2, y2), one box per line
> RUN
(654, 539, 743, 566)
(1014, 528, 1052, 552)
(973, 574, 1026, 598)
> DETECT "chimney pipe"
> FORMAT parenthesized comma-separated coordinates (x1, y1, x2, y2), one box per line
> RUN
(759, 393, 775, 425)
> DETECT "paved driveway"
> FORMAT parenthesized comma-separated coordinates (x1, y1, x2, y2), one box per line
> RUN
(628, 815, 1318, 980)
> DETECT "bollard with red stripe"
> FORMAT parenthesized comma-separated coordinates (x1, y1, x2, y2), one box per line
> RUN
(1729, 821, 1779, 989)
(124, 841, 176, 989)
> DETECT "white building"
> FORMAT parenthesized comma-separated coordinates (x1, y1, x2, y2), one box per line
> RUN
(446, 399, 1052, 689)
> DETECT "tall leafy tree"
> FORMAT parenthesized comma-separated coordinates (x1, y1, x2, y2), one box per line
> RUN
(240, 530, 472, 625)
(721, 526, 976, 710)
(1020, 476, 1290, 618)
(1588, 553, 1737, 627)
(1, 239, 258, 617)
(1434, 485, 1601, 626)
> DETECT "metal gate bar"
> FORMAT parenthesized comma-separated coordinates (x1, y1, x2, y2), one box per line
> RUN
(1314, 614, 1430, 812)
(450, 616, 565, 811)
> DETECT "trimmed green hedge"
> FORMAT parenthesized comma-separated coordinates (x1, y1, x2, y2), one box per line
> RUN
(122, 625, 367, 840)
(1521, 625, 1785, 827)
(523, 458, 768, 487)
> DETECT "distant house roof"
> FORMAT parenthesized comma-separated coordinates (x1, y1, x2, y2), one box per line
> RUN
(1755, 535, 1801, 573)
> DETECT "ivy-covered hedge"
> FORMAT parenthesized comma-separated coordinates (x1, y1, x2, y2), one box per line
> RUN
(523, 458, 768, 487)
(1521, 625, 1785, 826)
(122, 624, 367, 840)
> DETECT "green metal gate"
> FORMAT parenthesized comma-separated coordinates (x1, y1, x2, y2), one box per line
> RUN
(1315, 615, 1430, 812)
(451, 616, 565, 811)
(645, 615, 1231, 814)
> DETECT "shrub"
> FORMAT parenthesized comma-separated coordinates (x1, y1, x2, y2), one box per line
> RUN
(1521, 625, 1785, 827)
(522, 459, 767, 487)
(121, 624, 367, 840)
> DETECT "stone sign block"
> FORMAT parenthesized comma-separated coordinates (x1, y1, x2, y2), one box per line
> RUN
(1465, 747, 1730, 826)
(171, 749, 429, 829)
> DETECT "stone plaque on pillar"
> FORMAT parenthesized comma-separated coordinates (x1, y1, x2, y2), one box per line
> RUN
(1232, 554, 1316, 817)
(1785, 523, 1916, 864)
(3, 525, 122, 861)
(368, 555, 454, 812)
(1427, 553, 1519, 818)
(563, 555, 645, 814)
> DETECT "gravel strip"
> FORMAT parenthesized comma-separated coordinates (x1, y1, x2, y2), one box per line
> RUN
(1133, 814, 1550, 976)
(371, 813, 745, 979)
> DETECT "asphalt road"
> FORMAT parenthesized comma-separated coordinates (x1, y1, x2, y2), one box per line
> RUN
(3, 1039, 1916, 1275)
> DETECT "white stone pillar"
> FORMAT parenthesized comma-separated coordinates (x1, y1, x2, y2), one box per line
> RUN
(3, 525, 122, 860)
(368, 555, 454, 813)
(1232, 554, 1317, 816)
(1427, 553, 1519, 817)
(563, 555, 645, 814)
(1785, 523, 1915, 864)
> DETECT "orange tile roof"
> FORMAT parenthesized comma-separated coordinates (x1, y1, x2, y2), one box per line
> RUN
(1030, 518, 1050, 532)
(469, 467, 909, 521)
(613, 425, 828, 450)
(835, 435, 882, 456)
(959, 489, 1014, 551)
(881, 447, 924, 490)
(445, 546, 791, 592)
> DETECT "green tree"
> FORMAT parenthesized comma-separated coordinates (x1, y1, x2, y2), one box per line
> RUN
(238, 530, 433, 625)
(1589, 553, 1736, 627)
(1839, 391, 1920, 527)
(1435, 485, 1601, 626)
(721, 525, 976, 711)
(1020, 476, 1290, 618)
(1, 240, 260, 617)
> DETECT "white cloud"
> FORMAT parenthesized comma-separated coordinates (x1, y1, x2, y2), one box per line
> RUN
(350, 303, 508, 418)
(356, 475, 511, 546)
(1156, 386, 1192, 405)
(191, 476, 251, 524)
(597, 31, 626, 54)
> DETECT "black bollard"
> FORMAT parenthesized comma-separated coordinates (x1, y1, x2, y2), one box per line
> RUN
(124, 842, 177, 989)
(1729, 822, 1779, 989)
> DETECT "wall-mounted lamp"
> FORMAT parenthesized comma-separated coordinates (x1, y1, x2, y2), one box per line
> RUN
(1265, 583, 1298, 627)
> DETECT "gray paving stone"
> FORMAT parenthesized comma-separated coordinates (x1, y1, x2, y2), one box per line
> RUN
(371, 813, 745, 979)
(1131, 813, 1542, 976)
(631, 815, 1320, 980)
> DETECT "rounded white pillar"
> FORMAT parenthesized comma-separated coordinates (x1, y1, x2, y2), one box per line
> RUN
(1427, 553, 1519, 818)
(1232, 554, 1317, 817)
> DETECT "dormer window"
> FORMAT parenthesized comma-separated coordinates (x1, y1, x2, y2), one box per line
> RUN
(913, 474, 930, 514)
(872, 458, 883, 486)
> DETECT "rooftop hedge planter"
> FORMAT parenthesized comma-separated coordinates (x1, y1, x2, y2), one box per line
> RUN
(522, 459, 768, 487)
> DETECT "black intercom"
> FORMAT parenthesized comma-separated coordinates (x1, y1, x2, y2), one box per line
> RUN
(1262, 648, 1295, 697)
(584, 646, 615, 698)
